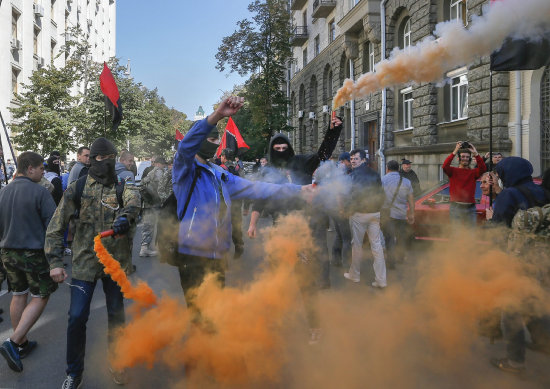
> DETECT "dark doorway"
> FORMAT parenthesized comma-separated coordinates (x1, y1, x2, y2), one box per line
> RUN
(362, 119, 379, 171)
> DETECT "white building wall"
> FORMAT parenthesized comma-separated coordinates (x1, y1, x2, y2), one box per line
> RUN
(0, 0, 117, 160)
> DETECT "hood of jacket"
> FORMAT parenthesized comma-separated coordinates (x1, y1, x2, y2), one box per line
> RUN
(495, 157, 533, 188)
(115, 161, 129, 175)
(268, 133, 295, 164)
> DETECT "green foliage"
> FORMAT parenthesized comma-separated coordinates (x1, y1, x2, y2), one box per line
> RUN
(216, 0, 292, 154)
(9, 27, 191, 159)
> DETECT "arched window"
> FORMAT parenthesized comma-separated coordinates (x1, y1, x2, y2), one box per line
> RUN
(309, 76, 318, 111)
(362, 42, 375, 73)
(541, 66, 550, 172)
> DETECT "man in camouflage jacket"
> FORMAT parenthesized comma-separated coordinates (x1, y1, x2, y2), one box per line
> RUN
(45, 137, 140, 387)
(138, 157, 167, 257)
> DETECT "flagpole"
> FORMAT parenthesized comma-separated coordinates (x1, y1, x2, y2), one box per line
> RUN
(0, 110, 17, 167)
(489, 70, 493, 207)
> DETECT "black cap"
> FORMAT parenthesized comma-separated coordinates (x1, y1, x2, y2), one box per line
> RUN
(339, 152, 351, 161)
(401, 159, 412, 164)
(90, 137, 117, 158)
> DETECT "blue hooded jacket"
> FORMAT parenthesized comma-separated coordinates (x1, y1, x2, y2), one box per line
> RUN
(172, 118, 301, 259)
(492, 157, 547, 226)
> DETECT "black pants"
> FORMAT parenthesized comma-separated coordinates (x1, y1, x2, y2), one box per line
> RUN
(176, 253, 227, 308)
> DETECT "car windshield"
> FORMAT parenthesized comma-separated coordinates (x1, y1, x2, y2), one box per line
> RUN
(419, 180, 484, 204)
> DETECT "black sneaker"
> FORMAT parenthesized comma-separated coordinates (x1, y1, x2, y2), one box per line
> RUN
(0, 339, 23, 372)
(18, 340, 37, 359)
(61, 374, 83, 389)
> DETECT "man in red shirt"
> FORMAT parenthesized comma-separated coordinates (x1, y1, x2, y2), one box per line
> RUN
(442, 141, 486, 225)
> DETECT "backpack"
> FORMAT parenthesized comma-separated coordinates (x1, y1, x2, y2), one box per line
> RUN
(73, 175, 125, 218)
(156, 165, 201, 266)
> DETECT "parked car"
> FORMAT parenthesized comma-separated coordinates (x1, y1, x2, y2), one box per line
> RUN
(412, 178, 542, 240)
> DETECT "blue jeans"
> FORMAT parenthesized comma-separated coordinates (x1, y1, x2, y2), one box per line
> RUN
(502, 311, 550, 363)
(66, 277, 125, 377)
(449, 202, 476, 226)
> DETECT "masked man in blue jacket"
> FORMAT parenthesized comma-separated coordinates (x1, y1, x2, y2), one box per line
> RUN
(172, 96, 312, 306)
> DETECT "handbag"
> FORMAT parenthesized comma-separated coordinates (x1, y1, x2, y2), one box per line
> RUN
(381, 176, 403, 227)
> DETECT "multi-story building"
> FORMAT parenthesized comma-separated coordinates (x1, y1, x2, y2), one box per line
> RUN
(0, 0, 117, 160)
(288, 0, 550, 185)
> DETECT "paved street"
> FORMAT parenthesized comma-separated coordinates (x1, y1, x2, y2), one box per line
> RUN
(1, 219, 549, 388)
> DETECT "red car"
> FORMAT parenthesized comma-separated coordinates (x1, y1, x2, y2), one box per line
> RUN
(412, 178, 541, 240)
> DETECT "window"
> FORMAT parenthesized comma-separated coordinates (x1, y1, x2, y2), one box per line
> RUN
(328, 20, 335, 43)
(363, 42, 375, 73)
(302, 10, 307, 27)
(65, 10, 69, 30)
(398, 17, 411, 50)
(403, 19, 411, 50)
(369, 42, 375, 72)
(327, 70, 333, 102)
(12, 10, 19, 40)
(51, 40, 56, 61)
(314, 35, 320, 57)
(349, 0, 359, 10)
(450, 73, 468, 121)
(450, 0, 467, 26)
(51, 0, 56, 22)
(303, 48, 308, 67)
(400, 87, 413, 130)
(34, 27, 40, 56)
(12, 67, 20, 96)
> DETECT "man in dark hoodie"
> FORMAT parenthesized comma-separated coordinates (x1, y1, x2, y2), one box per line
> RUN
(247, 117, 343, 236)
(44, 152, 63, 205)
(490, 157, 550, 374)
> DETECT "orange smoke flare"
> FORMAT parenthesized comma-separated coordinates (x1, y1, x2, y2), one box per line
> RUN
(94, 234, 157, 308)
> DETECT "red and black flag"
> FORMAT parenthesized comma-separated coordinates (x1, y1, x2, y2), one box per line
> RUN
(175, 129, 184, 141)
(100, 62, 122, 130)
(490, 0, 550, 71)
(215, 117, 249, 158)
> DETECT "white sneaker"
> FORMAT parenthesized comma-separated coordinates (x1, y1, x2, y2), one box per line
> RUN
(371, 281, 387, 289)
(0, 290, 7, 297)
(64, 248, 72, 256)
(344, 272, 360, 283)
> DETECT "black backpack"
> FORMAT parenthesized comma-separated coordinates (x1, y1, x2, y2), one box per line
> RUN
(72, 175, 125, 218)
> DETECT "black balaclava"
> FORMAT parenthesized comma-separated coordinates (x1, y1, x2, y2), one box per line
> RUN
(46, 155, 61, 175)
(89, 137, 117, 185)
(271, 141, 292, 168)
(197, 127, 219, 161)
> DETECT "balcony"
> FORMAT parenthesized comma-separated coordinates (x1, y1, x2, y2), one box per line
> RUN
(290, 0, 307, 11)
(290, 26, 308, 47)
(312, 0, 336, 18)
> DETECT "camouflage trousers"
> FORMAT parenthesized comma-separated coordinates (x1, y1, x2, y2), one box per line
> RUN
(141, 208, 158, 247)
(0, 248, 58, 298)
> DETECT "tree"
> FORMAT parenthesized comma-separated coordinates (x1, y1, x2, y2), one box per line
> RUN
(216, 0, 292, 149)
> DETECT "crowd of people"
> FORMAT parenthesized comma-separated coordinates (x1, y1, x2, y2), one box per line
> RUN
(0, 96, 549, 387)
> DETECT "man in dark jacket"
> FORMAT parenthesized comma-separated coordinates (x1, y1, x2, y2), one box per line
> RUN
(344, 149, 387, 288)
(400, 159, 421, 197)
(44, 153, 63, 205)
(490, 157, 550, 374)
(0, 152, 60, 372)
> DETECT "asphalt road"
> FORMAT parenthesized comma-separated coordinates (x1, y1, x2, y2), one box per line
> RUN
(1, 219, 549, 388)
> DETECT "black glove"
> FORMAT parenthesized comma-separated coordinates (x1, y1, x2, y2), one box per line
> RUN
(112, 216, 130, 236)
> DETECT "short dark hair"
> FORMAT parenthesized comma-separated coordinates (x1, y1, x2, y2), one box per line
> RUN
(350, 149, 367, 160)
(221, 148, 234, 161)
(16, 151, 44, 175)
(119, 150, 134, 162)
(387, 160, 399, 171)
(77, 146, 90, 155)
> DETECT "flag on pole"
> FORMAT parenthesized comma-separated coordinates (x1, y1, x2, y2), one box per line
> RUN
(215, 117, 249, 158)
(490, 0, 550, 71)
(100, 62, 123, 130)
(175, 129, 184, 141)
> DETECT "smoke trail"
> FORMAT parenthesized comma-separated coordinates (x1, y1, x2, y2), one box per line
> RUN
(333, 0, 550, 108)
(94, 234, 157, 309)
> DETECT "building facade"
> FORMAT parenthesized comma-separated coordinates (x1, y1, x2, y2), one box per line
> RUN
(288, 0, 549, 186)
(0, 0, 117, 160)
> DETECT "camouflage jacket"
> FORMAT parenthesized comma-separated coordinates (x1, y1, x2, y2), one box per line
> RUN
(140, 166, 166, 208)
(39, 176, 55, 193)
(157, 167, 173, 205)
(45, 176, 141, 282)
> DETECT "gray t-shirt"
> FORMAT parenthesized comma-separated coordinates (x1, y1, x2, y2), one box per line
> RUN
(381, 172, 413, 220)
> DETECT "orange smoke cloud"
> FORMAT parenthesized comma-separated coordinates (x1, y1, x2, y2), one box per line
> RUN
(109, 213, 315, 386)
(94, 234, 157, 309)
(333, 0, 550, 108)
